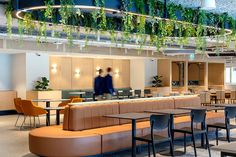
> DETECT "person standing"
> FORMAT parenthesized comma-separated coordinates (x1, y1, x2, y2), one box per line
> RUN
(104, 67, 115, 100)
(94, 69, 104, 101)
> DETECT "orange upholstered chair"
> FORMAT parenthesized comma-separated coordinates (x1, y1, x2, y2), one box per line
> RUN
(58, 98, 83, 114)
(20, 100, 47, 129)
(14, 98, 23, 127)
(71, 97, 83, 103)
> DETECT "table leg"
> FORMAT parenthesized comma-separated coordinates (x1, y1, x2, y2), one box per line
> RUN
(201, 122, 205, 148)
(56, 110, 60, 125)
(46, 101, 50, 126)
(132, 119, 136, 157)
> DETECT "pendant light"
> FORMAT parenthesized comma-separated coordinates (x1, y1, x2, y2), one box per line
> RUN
(201, 0, 216, 10)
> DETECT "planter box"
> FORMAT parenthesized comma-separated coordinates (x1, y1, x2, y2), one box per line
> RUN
(26, 90, 62, 108)
(145, 87, 171, 96)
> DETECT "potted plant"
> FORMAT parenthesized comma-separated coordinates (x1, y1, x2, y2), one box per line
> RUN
(34, 77, 51, 91)
(152, 75, 163, 87)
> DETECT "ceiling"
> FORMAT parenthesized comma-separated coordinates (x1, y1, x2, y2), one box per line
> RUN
(169, 0, 236, 18)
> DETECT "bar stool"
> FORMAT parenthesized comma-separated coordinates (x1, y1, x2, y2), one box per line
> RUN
(216, 91, 225, 103)
(207, 106, 236, 145)
(136, 114, 174, 157)
(200, 92, 211, 106)
(173, 109, 211, 157)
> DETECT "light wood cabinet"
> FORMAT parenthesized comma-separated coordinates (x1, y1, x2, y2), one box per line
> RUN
(0, 91, 17, 111)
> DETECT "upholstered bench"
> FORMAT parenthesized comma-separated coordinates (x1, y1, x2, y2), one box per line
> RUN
(29, 125, 101, 157)
(29, 96, 225, 157)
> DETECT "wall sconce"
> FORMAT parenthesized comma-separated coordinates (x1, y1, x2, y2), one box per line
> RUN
(51, 64, 57, 73)
(75, 69, 81, 78)
(115, 69, 119, 77)
(96, 66, 101, 75)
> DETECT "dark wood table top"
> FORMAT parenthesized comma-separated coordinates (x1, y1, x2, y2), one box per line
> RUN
(104, 112, 151, 120)
(212, 142, 236, 154)
(207, 104, 236, 108)
(145, 109, 190, 115)
(178, 106, 224, 111)
(32, 99, 70, 102)
(44, 107, 65, 110)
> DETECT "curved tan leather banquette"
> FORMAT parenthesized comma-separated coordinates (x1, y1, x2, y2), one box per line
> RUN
(29, 96, 224, 157)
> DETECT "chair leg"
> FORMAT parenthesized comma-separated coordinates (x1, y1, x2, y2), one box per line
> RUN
(33, 117, 36, 128)
(148, 143, 151, 157)
(226, 128, 231, 143)
(151, 141, 156, 157)
(20, 116, 27, 130)
(205, 132, 211, 157)
(37, 116, 40, 127)
(169, 140, 174, 157)
(184, 133, 186, 153)
(15, 114, 20, 127)
(29, 116, 32, 128)
(216, 128, 219, 145)
(192, 134, 197, 157)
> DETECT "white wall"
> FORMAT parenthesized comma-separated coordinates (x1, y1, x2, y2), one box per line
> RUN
(144, 59, 157, 87)
(130, 59, 145, 90)
(11, 53, 50, 98)
(0, 54, 12, 90)
(26, 53, 49, 90)
(12, 53, 26, 98)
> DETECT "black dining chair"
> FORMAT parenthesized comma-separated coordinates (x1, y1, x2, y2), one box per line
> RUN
(134, 89, 142, 98)
(173, 109, 211, 157)
(144, 89, 152, 98)
(207, 106, 236, 145)
(136, 114, 174, 157)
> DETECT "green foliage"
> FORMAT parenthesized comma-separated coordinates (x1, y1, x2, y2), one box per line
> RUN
(152, 75, 163, 87)
(34, 77, 51, 91)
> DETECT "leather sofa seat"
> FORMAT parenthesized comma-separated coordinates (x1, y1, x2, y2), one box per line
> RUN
(86, 124, 142, 153)
(29, 125, 101, 157)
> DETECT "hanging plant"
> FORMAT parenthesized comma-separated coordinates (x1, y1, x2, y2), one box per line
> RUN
(23, 13, 36, 35)
(136, 15, 146, 49)
(167, 3, 177, 20)
(134, 0, 145, 14)
(122, 13, 134, 44)
(37, 22, 47, 43)
(5, 1, 13, 37)
(44, 0, 54, 20)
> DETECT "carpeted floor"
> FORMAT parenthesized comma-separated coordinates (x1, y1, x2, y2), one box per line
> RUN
(0, 114, 233, 157)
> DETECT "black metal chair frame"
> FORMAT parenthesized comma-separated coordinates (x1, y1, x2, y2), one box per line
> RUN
(136, 114, 174, 157)
(172, 109, 211, 157)
(207, 107, 236, 145)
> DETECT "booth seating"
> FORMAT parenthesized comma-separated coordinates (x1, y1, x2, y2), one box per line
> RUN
(29, 96, 224, 157)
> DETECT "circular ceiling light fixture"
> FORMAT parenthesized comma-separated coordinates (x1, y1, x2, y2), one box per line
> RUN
(201, 0, 216, 10)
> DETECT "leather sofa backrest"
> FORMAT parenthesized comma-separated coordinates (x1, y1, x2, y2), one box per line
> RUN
(174, 96, 201, 108)
(63, 102, 119, 131)
(119, 98, 175, 124)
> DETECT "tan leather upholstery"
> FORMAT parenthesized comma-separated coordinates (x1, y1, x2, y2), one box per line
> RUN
(174, 96, 201, 108)
(86, 124, 142, 153)
(29, 125, 101, 157)
(63, 102, 120, 131)
(30, 96, 224, 157)
(119, 98, 174, 124)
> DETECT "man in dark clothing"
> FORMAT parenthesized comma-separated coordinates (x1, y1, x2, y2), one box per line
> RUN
(94, 69, 104, 101)
(104, 67, 115, 100)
